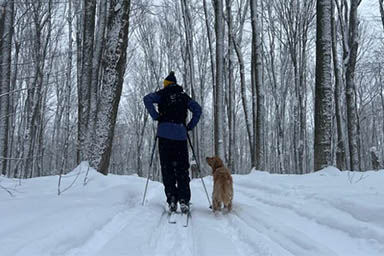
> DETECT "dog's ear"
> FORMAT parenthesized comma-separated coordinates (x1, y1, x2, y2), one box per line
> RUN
(206, 157, 213, 167)
(214, 157, 223, 169)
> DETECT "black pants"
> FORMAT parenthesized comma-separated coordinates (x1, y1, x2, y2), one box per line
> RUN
(158, 137, 191, 204)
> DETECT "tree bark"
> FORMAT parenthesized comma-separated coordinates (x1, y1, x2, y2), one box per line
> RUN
(78, 0, 96, 163)
(213, 0, 225, 159)
(331, 0, 347, 170)
(345, 0, 361, 171)
(90, 0, 131, 175)
(0, 0, 14, 175)
(60, 0, 74, 177)
(88, 0, 108, 158)
(314, 0, 334, 171)
(250, 0, 264, 170)
(225, 0, 235, 171)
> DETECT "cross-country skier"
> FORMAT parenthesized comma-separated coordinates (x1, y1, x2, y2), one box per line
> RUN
(143, 71, 202, 214)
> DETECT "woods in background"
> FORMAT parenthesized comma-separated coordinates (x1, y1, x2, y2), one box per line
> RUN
(0, 0, 383, 179)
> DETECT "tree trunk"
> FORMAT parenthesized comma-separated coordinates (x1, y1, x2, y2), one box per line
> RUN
(250, 0, 264, 170)
(90, 0, 131, 175)
(345, 0, 361, 171)
(203, 0, 215, 111)
(331, 0, 347, 170)
(0, 0, 14, 175)
(60, 0, 74, 177)
(78, 0, 96, 163)
(225, 0, 235, 171)
(314, 0, 334, 171)
(180, 0, 200, 165)
(230, 0, 252, 169)
(88, 0, 108, 158)
(379, 0, 384, 32)
(213, 0, 225, 159)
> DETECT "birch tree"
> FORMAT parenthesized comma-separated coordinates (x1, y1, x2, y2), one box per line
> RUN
(314, 0, 334, 171)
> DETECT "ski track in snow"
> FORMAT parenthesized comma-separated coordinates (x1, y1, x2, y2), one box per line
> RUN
(64, 204, 143, 256)
(189, 183, 261, 256)
(234, 181, 384, 255)
(148, 209, 194, 256)
(67, 177, 384, 256)
(236, 182, 384, 243)
(2, 167, 384, 256)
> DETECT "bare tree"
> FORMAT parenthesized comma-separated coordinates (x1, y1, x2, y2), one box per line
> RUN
(78, 0, 96, 163)
(213, 0, 225, 158)
(90, 0, 131, 175)
(331, 0, 347, 170)
(0, 0, 14, 175)
(250, 0, 265, 170)
(88, 0, 109, 159)
(225, 0, 236, 171)
(314, 0, 334, 171)
(379, 0, 384, 31)
(59, 0, 75, 181)
(344, 0, 361, 171)
(180, 0, 201, 164)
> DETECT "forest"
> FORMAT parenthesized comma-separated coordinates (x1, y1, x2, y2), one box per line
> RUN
(0, 0, 383, 179)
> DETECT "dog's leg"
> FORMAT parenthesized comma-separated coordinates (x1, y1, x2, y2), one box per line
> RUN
(212, 197, 220, 211)
(227, 201, 232, 212)
(218, 200, 222, 210)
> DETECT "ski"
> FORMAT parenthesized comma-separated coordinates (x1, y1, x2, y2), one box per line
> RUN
(168, 211, 177, 224)
(181, 212, 191, 227)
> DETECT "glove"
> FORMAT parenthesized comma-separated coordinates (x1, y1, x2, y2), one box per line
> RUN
(154, 113, 162, 122)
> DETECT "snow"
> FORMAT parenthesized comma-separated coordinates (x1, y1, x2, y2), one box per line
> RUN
(1, 163, 384, 256)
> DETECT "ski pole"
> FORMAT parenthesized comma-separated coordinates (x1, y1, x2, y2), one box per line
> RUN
(187, 133, 212, 208)
(142, 136, 158, 206)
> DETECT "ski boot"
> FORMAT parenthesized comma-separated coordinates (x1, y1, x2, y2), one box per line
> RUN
(179, 200, 190, 214)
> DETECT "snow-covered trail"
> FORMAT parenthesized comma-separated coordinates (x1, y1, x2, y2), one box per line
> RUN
(1, 164, 383, 256)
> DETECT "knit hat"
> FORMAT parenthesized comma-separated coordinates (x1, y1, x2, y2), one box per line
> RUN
(163, 71, 177, 87)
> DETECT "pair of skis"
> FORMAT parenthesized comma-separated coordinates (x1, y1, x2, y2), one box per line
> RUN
(168, 210, 191, 227)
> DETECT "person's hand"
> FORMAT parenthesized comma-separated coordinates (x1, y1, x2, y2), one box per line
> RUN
(156, 113, 163, 122)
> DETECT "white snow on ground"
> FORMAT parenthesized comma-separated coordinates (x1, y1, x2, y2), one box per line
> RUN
(1, 163, 384, 256)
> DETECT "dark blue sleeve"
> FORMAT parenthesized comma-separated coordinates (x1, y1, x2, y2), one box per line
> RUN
(143, 92, 160, 121)
(186, 99, 202, 131)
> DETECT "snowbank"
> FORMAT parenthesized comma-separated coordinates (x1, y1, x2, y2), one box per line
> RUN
(1, 164, 383, 256)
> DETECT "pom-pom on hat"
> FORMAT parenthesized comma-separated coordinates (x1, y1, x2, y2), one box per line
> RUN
(163, 71, 177, 87)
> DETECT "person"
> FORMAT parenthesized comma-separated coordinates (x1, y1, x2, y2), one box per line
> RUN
(143, 71, 202, 214)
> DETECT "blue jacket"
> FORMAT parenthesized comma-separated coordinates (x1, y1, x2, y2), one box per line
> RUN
(143, 84, 202, 141)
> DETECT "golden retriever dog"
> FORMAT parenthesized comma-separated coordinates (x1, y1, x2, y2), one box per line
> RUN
(206, 156, 233, 212)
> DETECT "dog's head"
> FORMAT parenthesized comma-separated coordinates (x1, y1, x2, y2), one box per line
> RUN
(206, 156, 224, 173)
